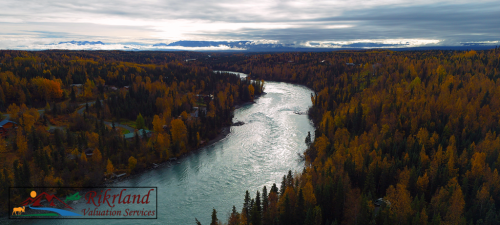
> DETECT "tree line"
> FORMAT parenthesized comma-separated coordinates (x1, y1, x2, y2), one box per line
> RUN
(206, 48, 500, 225)
(0, 50, 263, 214)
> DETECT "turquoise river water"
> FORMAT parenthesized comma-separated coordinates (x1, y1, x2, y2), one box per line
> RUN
(3, 72, 314, 225)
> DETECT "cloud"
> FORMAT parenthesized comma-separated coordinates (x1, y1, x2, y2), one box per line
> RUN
(0, 0, 499, 50)
(4, 41, 247, 51)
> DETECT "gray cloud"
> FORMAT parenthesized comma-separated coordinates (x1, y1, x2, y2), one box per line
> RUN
(0, 0, 499, 49)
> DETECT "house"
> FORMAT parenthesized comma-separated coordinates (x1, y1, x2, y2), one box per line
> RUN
(374, 198, 391, 216)
(196, 94, 214, 102)
(48, 128, 57, 133)
(190, 107, 207, 118)
(346, 63, 355, 66)
(0, 119, 17, 137)
(124, 129, 152, 139)
(85, 148, 94, 157)
(67, 154, 77, 160)
(70, 84, 83, 95)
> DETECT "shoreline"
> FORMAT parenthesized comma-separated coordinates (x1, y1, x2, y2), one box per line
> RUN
(104, 125, 233, 185)
(100, 67, 266, 184)
(103, 94, 264, 185)
(0, 94, 265, 217)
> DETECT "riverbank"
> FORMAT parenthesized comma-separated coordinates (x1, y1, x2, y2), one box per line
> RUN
(103, 94, 262, 185)
(3, 77, 315, 225)
(107, 73, 267, 184)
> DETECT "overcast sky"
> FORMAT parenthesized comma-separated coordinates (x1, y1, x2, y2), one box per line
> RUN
(0, 0, 499, 50)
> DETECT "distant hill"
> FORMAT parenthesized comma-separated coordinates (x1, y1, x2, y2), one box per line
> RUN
(37, 40, 498, 52)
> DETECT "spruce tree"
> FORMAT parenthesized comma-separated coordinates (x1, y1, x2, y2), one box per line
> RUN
(244, 190, 251, 215)
(304, 208, 314, 225)
(280, 196, 291, 225)
(254, 191, 262, 225)
(280, 175, 287, 196)
(262, 186, 269, 217)
(66, 129, 74, 148)
(271, 183, 278, 194)
(70, 87, 76, 102)
(22, 158, 31, 187)
(136, 113, 145, 130)
(297, 188, 305, 225)
(210, 208, 218, 225)
(364, 171, 376, 196)
(286, 170, 293, 187)
(313, 206, 322, 225)
(305, 131, 312, 147)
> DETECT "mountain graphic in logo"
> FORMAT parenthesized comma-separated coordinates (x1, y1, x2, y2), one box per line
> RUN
(12, 191, 81, 217)
(20, 192, 74, 210)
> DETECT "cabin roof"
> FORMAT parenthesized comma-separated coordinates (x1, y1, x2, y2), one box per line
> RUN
(123, 129, 152, 139)
(0, 119, 17, 127)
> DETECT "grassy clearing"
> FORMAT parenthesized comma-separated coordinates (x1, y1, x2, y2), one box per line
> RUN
(120, 121, 136, 129)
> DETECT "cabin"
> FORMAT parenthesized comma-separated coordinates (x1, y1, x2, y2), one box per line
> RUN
(67, 154, 77, 160)
(70, 84, 83, 95)
(196, 94, 214, 102)
(85, 148, 94, 157)
(0, 119, 17, 137)
(124, 129, 152, 139)
(190, 107, 207, 118)
(374, 198, 391, 216)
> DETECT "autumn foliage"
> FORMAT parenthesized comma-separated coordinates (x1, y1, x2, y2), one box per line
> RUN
(212, 48, 500, 225)
(1, 49, 500, 224)
(0, 50, 261, 214)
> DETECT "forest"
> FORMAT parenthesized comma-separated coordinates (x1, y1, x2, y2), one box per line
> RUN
(0, 50, 263, 212)
(2, 48, 500, 225)
(205, 48, 500, 225)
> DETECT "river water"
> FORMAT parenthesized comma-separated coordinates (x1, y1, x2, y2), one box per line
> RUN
(4, 73, 314, 225)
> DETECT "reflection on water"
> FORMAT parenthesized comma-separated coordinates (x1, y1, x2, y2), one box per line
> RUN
(5, 78, 314, 225)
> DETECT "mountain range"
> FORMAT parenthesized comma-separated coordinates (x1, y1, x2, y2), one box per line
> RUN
(40, 40, 499, 52)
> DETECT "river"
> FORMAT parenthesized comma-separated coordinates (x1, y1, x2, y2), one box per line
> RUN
(4, 73, 315, 225)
